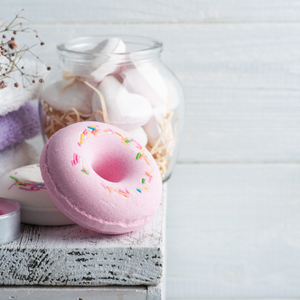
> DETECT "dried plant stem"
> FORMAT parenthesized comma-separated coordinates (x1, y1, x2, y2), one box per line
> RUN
(0, 9, 50, 89)
(145, 78, 178, 178)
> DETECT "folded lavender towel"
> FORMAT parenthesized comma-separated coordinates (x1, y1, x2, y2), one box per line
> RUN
(0, 142, 39, 178)
(0, 102, 40, 151)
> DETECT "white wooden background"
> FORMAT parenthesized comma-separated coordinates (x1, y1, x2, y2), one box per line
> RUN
(2, 1, 300, 299)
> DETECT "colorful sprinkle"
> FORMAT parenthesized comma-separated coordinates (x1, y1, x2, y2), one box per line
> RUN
(71, 153, 79, 166)
(125, 139, 132, 143)
(80, 133, 85, 144)
(136, 189, 142, 193)
(114, 189, 130, 198)
(136, 153, 141, 160)
(104, 128, 114, 134)
(81, 170, 89, 175)
(127, 143, 140, 153)
(88, 126, 96, 131)
(142, 178, 145, 184)
(127, 188, 137, 197)
(132, 140, 143, 150)
(8, 177, 46, 191)
(9, 176, 19, 182)
(145, 171, 153, 183)
(143, 155, 150, 165)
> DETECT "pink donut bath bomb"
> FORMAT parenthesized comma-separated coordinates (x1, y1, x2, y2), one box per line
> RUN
(0, 164, 74, 226)
(40, 122, 162, 234)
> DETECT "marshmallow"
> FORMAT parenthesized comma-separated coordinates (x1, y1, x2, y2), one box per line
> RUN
(92, 75, 152, 130)
(40, 67, 94, 114)
(122, 62, 180, 110)
(72, 38, 126, 82)
(126, 127, 148, 147)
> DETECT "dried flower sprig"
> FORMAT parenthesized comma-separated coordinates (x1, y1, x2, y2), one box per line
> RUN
(0, 9, 50, 89)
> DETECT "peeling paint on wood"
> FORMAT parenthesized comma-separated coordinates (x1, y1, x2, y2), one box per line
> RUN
(0, 186, 166, 286)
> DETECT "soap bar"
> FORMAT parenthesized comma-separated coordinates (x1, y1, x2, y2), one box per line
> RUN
(0, 164, 74, 226)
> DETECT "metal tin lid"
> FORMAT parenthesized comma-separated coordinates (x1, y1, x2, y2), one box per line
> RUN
(0, 197, 21, 246)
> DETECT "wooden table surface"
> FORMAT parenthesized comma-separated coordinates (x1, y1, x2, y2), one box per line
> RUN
(0, 187, 166, 295)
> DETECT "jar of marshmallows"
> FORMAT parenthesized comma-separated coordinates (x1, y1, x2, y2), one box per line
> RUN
(39, 35, 184, 181)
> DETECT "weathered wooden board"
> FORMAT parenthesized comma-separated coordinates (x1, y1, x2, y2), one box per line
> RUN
(0, 285, 163, 300)
(166, 164, 300, 299)
(2, 0, 300, 23)
(0, 187, 166, 286)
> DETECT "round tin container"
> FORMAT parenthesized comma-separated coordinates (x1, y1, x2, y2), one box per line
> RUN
(0, 197, 21, 246)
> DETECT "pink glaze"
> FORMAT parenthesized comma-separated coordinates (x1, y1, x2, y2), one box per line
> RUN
(40, 122, 162, 234)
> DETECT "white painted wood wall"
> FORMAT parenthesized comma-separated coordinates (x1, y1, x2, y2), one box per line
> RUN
(2, 1, 300, 298)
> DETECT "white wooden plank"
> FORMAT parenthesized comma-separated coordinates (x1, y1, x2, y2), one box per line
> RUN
(166, 163, 300, 299)
(0, 286, 148, 300)
(181, 88, 300, 163)
(16, 23, 300, 89)
(0, 285, 163, 300)
(17, 23, 300, 163)
(2, 0, 300, 23)
(0, 187, 166, 286)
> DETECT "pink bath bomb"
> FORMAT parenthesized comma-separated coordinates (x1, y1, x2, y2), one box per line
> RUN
(40, 121, 162, 234)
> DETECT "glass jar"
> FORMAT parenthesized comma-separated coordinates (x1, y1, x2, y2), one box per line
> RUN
(39, 35, 184, 181)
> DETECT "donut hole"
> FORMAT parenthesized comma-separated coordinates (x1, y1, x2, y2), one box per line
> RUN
(92, 154, 128, 183)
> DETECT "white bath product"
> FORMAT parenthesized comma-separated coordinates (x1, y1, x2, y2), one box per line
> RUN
(92, 75, 152, 130)
(40, 67, 95, 114)
(72, 38, 126, 82)
(121, 62, 180, 110)
(126, 127, 148, 147)
(0, 164, 74, 226)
